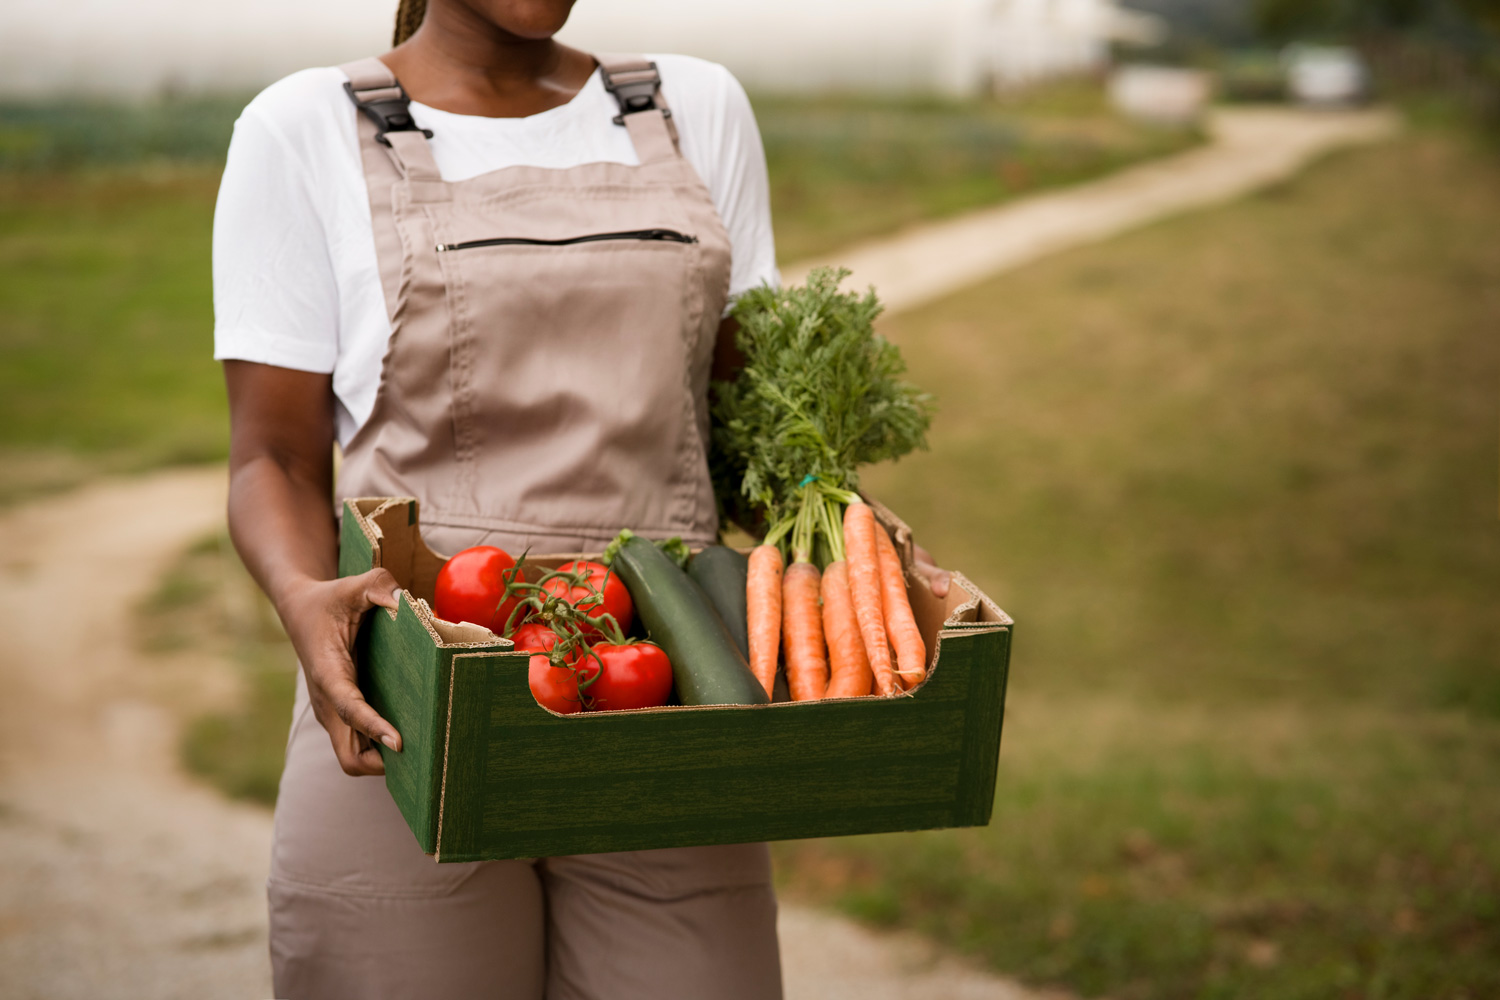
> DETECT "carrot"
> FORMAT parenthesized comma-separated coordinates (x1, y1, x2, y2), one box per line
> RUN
(843, 501, 897, 696)
(781, 561, 828, 701)
(821, 561, 872, 698)
(746, 545, 784, 698)
(874, 528, 926, 690)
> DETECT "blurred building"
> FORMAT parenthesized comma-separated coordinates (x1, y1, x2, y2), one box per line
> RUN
(949, 0, 1167, 91)
(1283, 45, 1369, 106)
(562, 0, 1166, 94)
(1108, 65, 1211, 124)
(0, 0, 396, 97)
(1, 0, 1162, 98)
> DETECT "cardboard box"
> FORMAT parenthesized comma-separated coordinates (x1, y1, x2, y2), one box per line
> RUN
(341, 496, 1013, 862)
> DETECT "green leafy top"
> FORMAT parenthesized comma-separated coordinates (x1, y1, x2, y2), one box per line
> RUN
(711, 267, 934, 547)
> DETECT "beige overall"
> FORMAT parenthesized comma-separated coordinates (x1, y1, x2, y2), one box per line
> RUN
(267, 56, 782, 999)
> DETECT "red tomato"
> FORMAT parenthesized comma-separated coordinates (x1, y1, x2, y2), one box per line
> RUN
(584, 643, 673, 712)
(528, 651, 593, 715)
(540, 560, 633, 637)
(434, 546, 527, 634)
(510, 622, 558, 653)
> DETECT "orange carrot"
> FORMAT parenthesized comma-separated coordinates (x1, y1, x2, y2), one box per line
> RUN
(875, 528, 926, 690)
(746, 545, 784, 698)
(781, 561, 828, 701)
(821, 560, 873, 698)
(843, 501, 897, 696)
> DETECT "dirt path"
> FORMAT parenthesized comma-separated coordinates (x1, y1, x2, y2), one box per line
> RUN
(0, 469, 272, 998)
(783, 106, 1400, 311)
(0, 468, 1058, 999)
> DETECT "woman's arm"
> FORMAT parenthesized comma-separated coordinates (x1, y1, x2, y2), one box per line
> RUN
(224, 360, 402, 776)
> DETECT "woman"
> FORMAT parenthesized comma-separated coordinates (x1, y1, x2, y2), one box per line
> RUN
(215, 0, 950, 995)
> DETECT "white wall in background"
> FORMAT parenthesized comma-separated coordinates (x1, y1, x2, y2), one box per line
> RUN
(558, 0, 964, 93)
(0, 0, 1159, 98)
(0, 0, 397, 97)
(1109, 65, 1211, 124)
(559, 0, 1161, 94)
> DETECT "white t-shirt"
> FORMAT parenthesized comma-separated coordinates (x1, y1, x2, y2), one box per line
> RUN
(212, 55, 779, 446)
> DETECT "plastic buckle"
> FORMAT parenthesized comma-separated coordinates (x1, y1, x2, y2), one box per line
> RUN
(344, 82, 434, 147)
(601, 63, 672, 126)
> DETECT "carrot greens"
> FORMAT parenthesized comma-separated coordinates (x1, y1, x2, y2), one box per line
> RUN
(711, 267, 934, 562)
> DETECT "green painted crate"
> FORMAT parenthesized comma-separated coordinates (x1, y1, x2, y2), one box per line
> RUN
(341, 496, 1013, 862)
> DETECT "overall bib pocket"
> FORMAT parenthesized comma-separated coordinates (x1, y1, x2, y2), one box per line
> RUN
(426, 207, 716, 540)
(435, 228, 698, 253)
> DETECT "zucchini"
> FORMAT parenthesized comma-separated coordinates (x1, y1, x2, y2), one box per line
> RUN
(688, 546, 790, 703)
(687, 546, 750, 660)
(607, 533, 769, 707)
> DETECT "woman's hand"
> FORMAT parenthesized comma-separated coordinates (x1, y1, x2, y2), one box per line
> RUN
(912, 543, 951, 599)
(224, 360, 405, 778)
(279, 569, 404, 776)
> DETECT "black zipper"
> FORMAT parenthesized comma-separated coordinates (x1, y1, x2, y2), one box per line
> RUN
(435, 228, 698, 253)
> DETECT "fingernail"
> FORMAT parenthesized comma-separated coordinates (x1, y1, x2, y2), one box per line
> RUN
(381, 735, 398, 750)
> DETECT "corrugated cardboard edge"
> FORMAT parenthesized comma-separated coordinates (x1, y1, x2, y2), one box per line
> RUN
(347, 496, 513, 651)
(343, 496, 396, 579)
(947, 571, 1013, 627)
(434, 648, 460, 863)
(864, 495, 1010, 633)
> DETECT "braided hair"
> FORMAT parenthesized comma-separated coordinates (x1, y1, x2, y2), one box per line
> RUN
(393, 0, 427, 45)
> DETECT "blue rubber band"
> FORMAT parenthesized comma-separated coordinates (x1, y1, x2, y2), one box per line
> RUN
(799, 474, 819, 488)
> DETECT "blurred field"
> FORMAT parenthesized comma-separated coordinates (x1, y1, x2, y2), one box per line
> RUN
(0, 170, 223, 503)
(117, 122, 1500, 999)
(135, 530, 294, 806)
(8, 82, 1498, 999)
(778, 131, 1500, 999)
(0, 85, 1197, 504)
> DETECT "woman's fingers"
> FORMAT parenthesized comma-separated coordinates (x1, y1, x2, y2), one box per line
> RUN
(330, 672, 402, 753)
(912, 543, 951, 598)
(326, 710, 387, 777)
(311, 667, 400, 775)
(357, 567, 402, 611)
(287, 570, 407, 775)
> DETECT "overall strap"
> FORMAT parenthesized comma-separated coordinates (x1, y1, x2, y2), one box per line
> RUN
(597, 55, 681, 164)
(340, 57, 442, 324)
(341, 57, 442, 183)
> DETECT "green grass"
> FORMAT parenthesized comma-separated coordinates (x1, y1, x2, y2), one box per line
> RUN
(0, 94, 248, 170)
(135, 530, 297, 807)
(0, 168, 226, 503)
(772, 130, 1500, 998)
(180, 659, 298, 806)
